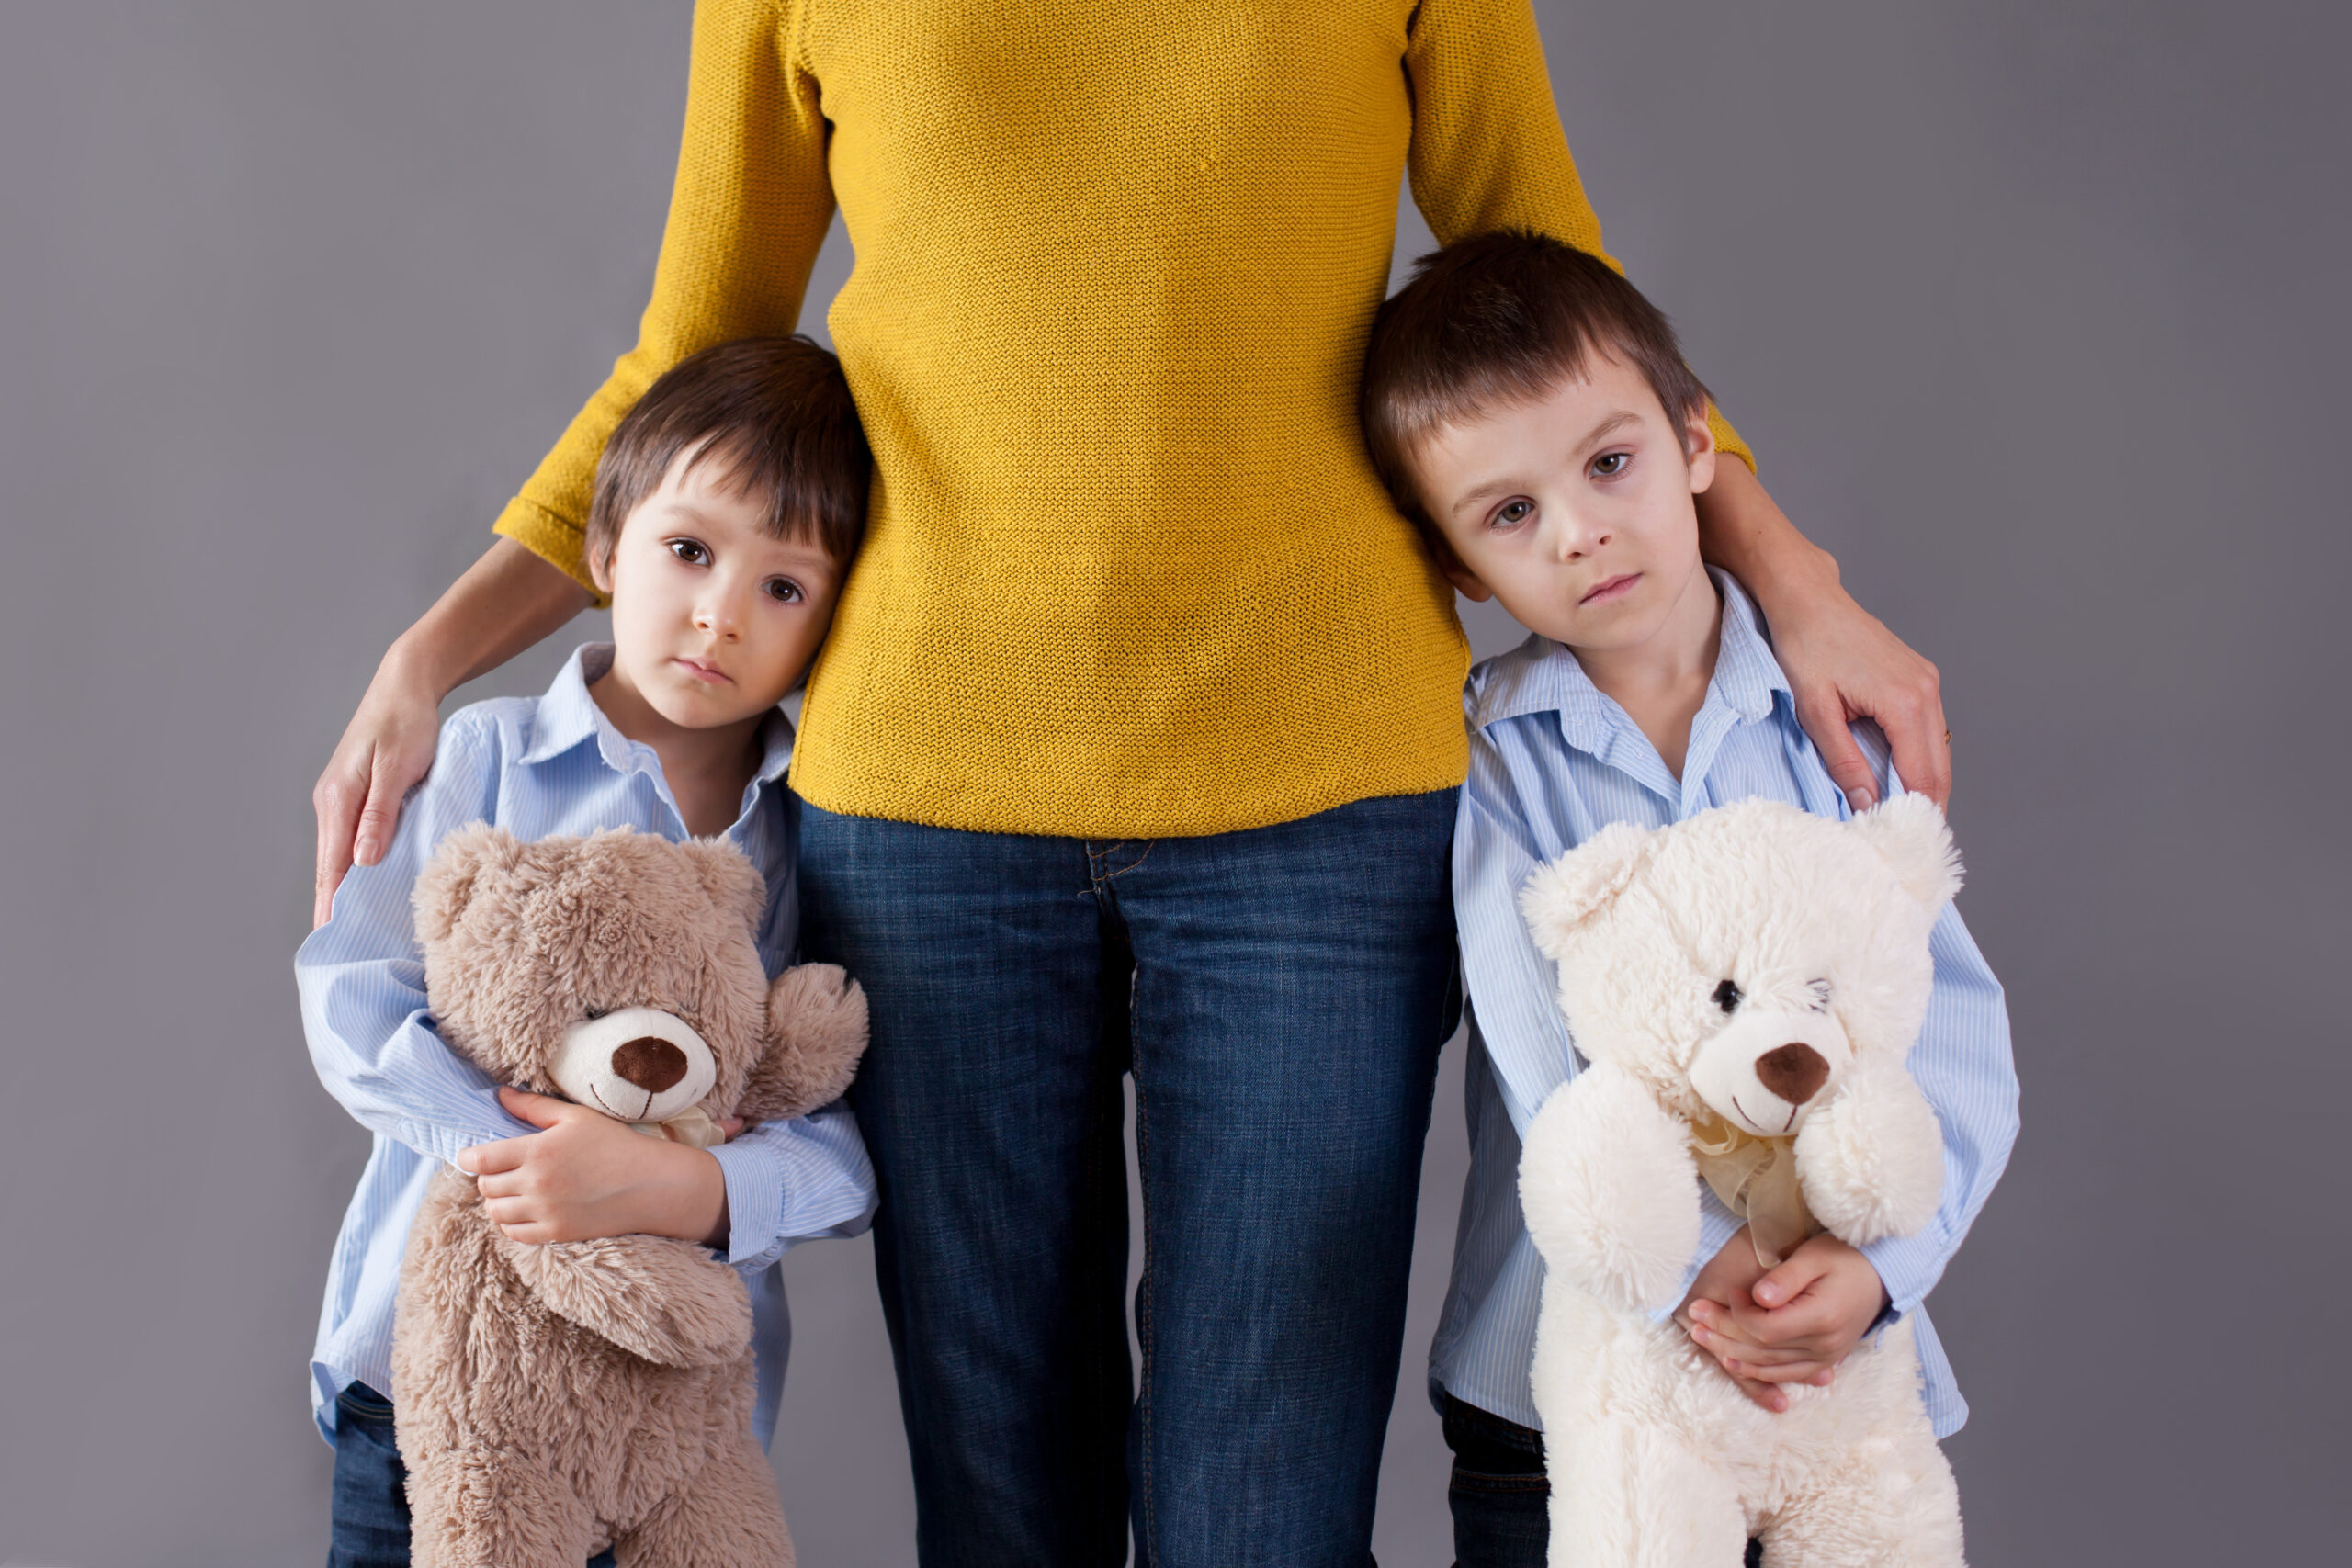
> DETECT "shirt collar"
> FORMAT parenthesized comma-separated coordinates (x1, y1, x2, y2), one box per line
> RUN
(1468, 568, 1792, 749)
(518, 643, 797, 787)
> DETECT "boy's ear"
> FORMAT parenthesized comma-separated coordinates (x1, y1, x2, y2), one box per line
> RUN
(413, 824, 526, 945)
(1518, 820, 1657, 960)
(1683, 401, 1719, 496)
(1415, 521, 1493, 603)
(586, 536, 616, 598)
(1847, 792, 1963, 914)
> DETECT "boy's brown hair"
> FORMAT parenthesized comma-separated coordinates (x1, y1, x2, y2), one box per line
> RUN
(585, 335, 870, 578)
(1360, 229, 1711, 536)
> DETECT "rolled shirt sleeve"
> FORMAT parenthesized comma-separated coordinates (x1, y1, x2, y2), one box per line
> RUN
(708, 1101, 877, 1270)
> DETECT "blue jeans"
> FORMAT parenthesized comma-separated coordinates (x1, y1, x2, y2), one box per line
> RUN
(327, 1383, 616, 1568)
(1440, 1393, 1765, 1568)
(798, 790, 1461, 1567)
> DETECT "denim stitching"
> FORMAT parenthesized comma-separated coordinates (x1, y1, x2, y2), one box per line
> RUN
(1132, 1033, 1158, 1566)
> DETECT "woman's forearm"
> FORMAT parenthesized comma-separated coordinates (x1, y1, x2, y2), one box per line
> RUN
(381, 536, 594, 702)
(1694, 454, 1840, 618)
(315, 538, 594, 921)
(1691, 451, 1951, 808)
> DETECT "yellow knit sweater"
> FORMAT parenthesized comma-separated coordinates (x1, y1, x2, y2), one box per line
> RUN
(495, 0, 1751, 837)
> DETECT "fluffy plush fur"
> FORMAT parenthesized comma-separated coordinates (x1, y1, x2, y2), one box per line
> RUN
(391, 826, 868, 1568)
(1517, 795, 1967, 1567)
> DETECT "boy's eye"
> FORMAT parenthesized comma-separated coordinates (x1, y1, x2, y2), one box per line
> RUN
(764, 577, 805, 604)
(1591, 452, 1630, 479)
(667, 538, 710, 566)
(1493, 499, 1533, 528)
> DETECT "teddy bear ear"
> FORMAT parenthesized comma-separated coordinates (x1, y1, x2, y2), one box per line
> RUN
(1846, 791, 1963, 914)
(673, 838, 767, 930)
(1517, 820, 1657, 960)
(413, 823, 526, 945)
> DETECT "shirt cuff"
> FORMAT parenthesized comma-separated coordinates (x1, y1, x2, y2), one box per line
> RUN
(1859, 1225, 1950, 1325)
(708, 1137, 793, 1270)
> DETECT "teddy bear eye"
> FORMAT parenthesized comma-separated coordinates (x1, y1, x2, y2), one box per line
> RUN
(1807, 980, 1833, 1010)
(583, 1008, 607, 1021)
(1712, 979, 1743, 1014)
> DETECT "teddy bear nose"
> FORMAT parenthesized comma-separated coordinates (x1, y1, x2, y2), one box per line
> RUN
(613, 1036, 690, 1094)
(1756, 1043, 1830, 1105)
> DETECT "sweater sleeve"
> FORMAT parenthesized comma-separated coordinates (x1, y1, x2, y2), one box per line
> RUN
(493, 0, 837, 594)
(1402, 0, 1752, 470)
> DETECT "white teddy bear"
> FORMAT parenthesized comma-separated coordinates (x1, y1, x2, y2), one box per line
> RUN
(1517, 794, 1967, 1568)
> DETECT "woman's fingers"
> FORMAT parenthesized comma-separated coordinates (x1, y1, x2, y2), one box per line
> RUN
(311, 664, 444, 925)
(1793, 684, 1881, 814)
(1775, 588, 1951, 812)
(1861, 660, 1951, 809)
(311, 748, 369, 927)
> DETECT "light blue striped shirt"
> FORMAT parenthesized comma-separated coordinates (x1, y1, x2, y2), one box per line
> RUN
(297, 644, 877, 1447)
(1430, 571, 2018, 1438)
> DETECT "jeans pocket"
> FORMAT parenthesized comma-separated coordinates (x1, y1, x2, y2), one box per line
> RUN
(335, 1382, 397, 1425)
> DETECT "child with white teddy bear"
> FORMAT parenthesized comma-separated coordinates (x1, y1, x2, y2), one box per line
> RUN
(1359, 231, 2019, 1564)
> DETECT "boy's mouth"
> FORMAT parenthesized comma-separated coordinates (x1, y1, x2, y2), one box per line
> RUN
(1579, 572, 1640, 606)
(673, 656, 732, 684)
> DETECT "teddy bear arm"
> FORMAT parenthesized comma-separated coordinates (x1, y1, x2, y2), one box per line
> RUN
(1519, 1063, 1704, 1314)
(737, 963, 870, 1123)
(1795, 1052, 1947, 1247)
(498, 1232, 752, 1369)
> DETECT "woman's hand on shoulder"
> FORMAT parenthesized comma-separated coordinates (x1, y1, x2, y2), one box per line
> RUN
(311, 538, 594, 926)
(312, 652, 442, 926)
(1693, 458, 1951, 810)
(1771, 581, 1951, 812)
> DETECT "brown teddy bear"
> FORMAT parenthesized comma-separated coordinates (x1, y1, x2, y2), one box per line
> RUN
(390, 824, 868, 1568)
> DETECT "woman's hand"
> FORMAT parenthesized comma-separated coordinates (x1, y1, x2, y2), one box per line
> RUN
(311, 655, 442, 926)
(1695, 458, 1951, 811)
(458, 1087, 732, 1248)
(311, 539, 592, 925)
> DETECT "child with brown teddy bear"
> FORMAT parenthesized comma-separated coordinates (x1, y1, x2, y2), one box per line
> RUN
(297, 335, 878, 1566)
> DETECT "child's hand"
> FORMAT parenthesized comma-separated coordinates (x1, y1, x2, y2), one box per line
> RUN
(457, 1088, 731, 1248)
(1678, 1229, 1889, 1412)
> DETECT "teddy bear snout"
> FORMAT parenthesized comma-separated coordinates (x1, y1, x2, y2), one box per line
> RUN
(550, 1007, 719, 1125)
(1755, 1042, 1829, 1105)
(614, 1036, 690, 1093)
(1689, 1008, 1853, 1136)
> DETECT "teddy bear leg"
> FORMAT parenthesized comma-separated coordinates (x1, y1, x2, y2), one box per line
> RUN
(615, 1434, 792, 1568)
(1550, 1416, 1747, 1567)
(1756, 1430, 1965, 1568)
(404, 1443, 598, 1568)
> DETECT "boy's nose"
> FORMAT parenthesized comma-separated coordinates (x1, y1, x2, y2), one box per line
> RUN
(1552, 521, 1610, 560)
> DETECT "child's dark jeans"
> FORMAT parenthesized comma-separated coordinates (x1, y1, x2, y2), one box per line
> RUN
(1441, 1392, 1764, 1568)
(327, 1382, 617, 1568)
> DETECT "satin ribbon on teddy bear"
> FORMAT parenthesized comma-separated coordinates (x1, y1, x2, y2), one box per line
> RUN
(1687, 1113, 1821, 1268)
(620, 1105, 729, 1149)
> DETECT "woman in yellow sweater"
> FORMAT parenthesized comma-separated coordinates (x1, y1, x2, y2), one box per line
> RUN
(311, 2, 1951, 1562)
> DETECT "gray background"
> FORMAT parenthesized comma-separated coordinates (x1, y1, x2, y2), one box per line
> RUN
(2, 2, 2344, 1562)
